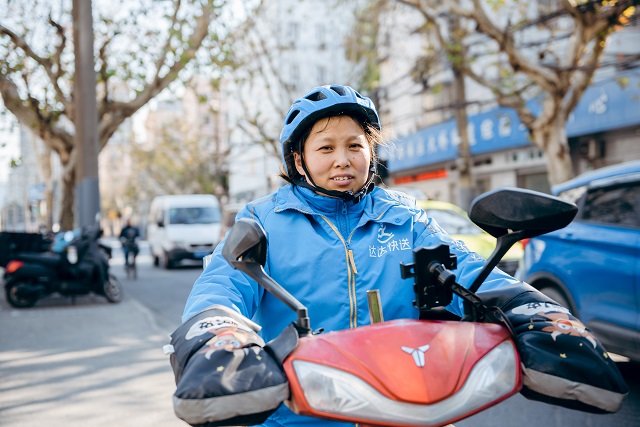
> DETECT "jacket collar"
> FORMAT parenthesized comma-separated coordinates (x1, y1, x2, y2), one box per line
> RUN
(274, 185, 415, 225)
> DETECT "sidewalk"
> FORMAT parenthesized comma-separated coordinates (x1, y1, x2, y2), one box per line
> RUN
(0, 290, 186, 427)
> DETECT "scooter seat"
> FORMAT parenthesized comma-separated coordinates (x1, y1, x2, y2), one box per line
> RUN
(14, 251, 63, 267)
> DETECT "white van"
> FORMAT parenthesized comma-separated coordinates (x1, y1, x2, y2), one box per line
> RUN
(147, 194, 222, 269)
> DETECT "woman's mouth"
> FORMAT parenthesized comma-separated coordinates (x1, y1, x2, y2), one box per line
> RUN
(331, 176, 354, 187)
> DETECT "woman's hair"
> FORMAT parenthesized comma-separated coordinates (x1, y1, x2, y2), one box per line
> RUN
(279, 113, 387, 184)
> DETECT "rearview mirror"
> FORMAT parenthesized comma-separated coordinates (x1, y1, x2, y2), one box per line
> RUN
(466, 187, 578, 293)
(222, 218, 268, 267)
(221, 218, 311, 335)
(469, 187, 578, 239)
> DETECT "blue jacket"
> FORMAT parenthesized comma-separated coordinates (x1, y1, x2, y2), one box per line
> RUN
(183, 184, 519, 427)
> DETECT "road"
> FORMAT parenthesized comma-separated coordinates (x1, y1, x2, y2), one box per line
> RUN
(1, 244, 639, 426)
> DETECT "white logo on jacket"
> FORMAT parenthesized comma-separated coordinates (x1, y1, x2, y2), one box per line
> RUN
(377, 224, 394, 243)
(370, 224, 411, 258)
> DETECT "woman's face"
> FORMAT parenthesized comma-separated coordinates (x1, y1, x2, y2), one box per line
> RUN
(294, 116, 372, 195)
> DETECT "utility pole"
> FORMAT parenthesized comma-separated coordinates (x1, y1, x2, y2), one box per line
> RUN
(449, 16, 475, 211)
(73, 0, 101, 228)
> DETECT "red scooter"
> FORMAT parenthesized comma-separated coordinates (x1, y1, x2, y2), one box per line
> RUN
(220, 187, 577, 427)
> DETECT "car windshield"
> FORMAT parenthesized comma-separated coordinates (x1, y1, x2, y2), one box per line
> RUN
(168, 207, 221, 225)
(427, 209, 483, 235)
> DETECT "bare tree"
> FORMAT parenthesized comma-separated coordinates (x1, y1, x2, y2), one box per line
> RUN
(224, 2, 294, 159)
(396, 0, 639, 186)
(0, 0, 247, 229)
(226, 0, 368, 162)
(131, 80, 231, 203)
(344, 0, 477, 206)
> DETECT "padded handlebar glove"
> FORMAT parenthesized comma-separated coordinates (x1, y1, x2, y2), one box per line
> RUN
(477, 283, 628, 413)
(166, 305, 289, 426)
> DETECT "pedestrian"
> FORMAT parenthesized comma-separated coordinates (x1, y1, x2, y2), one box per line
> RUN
(172, 84, 627, 427)
(119, 219, 140, 268)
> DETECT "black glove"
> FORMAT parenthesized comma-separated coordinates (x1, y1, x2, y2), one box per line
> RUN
(166, 305, 289, 426)
(477, 283, 628, 413)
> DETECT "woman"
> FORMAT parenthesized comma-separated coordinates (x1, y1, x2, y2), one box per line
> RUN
(183, 84, 518, 329)
(180, 84, 518, 423)
(177, 84, 626, 426)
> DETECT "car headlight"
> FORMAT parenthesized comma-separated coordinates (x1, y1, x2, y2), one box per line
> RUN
(292, 341, 518, 426)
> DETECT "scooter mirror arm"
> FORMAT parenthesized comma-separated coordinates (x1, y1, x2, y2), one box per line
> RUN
(449, 281, 489, 322)
(426, 261, 494, 323)
(468, 229, 528, 293)
(231, 261, 312, 337)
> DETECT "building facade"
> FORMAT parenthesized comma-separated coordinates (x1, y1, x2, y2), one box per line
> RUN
(0, 125, 62, 232)
(378, 3, 640, 204)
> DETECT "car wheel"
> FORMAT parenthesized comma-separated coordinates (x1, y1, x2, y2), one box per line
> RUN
(5, 281, 39, 308)
(540, 286, 571, 311)
(103, 274, 123, 303)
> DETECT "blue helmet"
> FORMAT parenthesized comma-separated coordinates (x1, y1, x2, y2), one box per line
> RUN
(279, 84, 380, 176)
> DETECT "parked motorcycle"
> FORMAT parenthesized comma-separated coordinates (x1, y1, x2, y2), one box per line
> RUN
(217, 187, 579, 427)
(3, 225, 123, 308)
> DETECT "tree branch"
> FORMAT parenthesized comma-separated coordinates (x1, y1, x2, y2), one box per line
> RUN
(98, 0, 216, 147)
(152, 0, 182, 82)
(0, 74, 74, 162)
(563, 35, 607, 114)
(468, 0, 561, 93)
(0, 20, 72, 118)
(47, 16, 73, 118)
(235, 90, 279, 156)
(97, 34, 117, 105)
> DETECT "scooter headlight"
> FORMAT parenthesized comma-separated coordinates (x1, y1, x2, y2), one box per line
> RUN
(292, 341, 518, 426)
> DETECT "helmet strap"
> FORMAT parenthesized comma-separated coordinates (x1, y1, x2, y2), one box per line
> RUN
(297, 154, 376, 203)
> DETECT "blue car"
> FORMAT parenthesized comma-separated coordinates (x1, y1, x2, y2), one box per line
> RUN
(518, 160, 640, 362)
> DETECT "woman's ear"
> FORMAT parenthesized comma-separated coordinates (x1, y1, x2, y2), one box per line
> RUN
(294, 152, 305, 177)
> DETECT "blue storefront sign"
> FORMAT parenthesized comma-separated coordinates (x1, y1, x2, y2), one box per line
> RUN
(388, 72, 640, 173)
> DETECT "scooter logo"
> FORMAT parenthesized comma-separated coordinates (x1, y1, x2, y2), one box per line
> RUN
(401, 344, 430, 367)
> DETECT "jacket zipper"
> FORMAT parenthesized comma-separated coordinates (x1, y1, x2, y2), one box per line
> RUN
(319, 214, 359, 328)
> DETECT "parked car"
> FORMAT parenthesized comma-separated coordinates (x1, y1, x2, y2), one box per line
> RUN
(518, 160, 640, 362)
(147, 194, 222, 269)
(418, 199, 523, 276)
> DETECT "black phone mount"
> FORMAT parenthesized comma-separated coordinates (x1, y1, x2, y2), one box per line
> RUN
(400, 244, 457, 312)
(401, 244, 505, 324)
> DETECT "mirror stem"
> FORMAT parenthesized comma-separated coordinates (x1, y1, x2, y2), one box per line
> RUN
(237, 263, 311, 336)
(469, 230, 527, 293)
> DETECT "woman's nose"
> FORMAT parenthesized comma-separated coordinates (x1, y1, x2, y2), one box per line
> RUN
(333, 148, 351, 167)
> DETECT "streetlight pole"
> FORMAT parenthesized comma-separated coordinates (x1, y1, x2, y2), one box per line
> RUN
(73, 0, 101, 228)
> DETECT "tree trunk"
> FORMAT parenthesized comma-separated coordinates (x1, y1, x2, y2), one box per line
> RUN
(453, 65, 474, 211)
(449, 17, 475, 210)
(531, 114, 574, 187)
(43, 146, 54, 229)
(59, 167, 76, 230)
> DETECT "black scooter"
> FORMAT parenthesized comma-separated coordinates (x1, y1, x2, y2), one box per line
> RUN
(2, 226, 123, 308)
